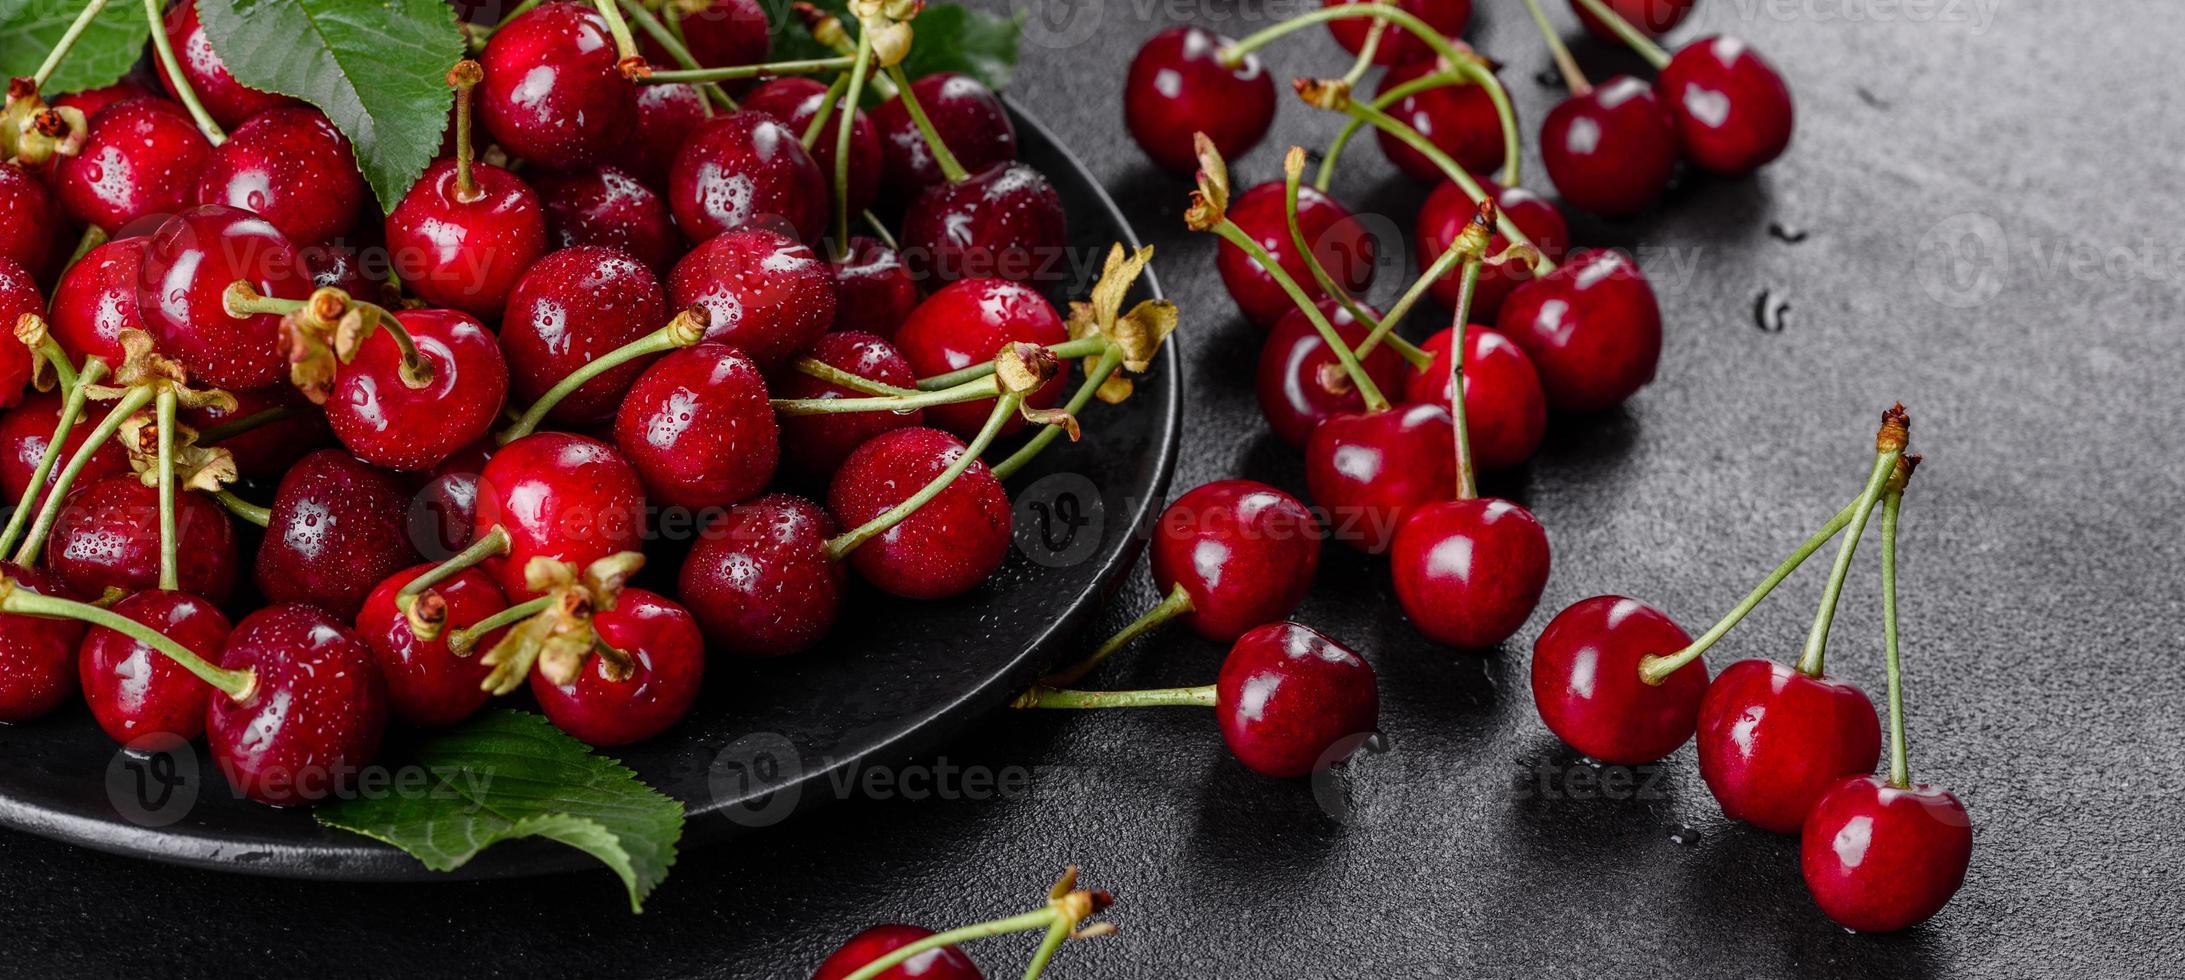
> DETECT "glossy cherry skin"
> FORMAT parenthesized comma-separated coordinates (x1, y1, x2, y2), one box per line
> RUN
(195, 107, 366, 246)
(357, 564, 505, 727)
(56, 99, 213, 234)
(641, 0, 769, 96)
(620, 82, 710, 189)
(1415, 178, 1569, 321)
(302, 238, 387, 298)
(50, 80, 158, 118)
(0, 260, 38, 409)
(773, 330, 923, 481)
(324, 308, 506, 471)
(1572, 0, 1695, 42)
(156, 0, 298, 129)
(0, 163, 58, 277)
(477, 2, 637, 167)
(531, 166, 684, 275)
(0, 563, 87, 723)
(49, 475, 238, 603)
(180, 385, 331, 480)
(78, 589, 231, 742)
(667, 225, 837, 371)
(1217, 621, 1379, 778)
(1254, 299, 1408, 449)
(1657, 36, 1795, 176)
(679, 493, 845, 658)
(1304, 404, 1457, 555)
(1376, 55, 1503, 182)
(873, 72, 1016, 203)
(501, 246, 669, 426)
(411, 439, 495, 559)
(139, 203, 313, 391)
(1695, 659, 1882, 834)
(1541, 77, 1680, 217)
(1405, 326, 1547, 472)
(531, 588, 704, 746)
(207, 603, 387, 806)
(742, 76, 881, 220)
(827, 237, 920, 338)
(473, 432, 648, 600)
(1801, 776, 1972, 932)
(48, 237, 149, 366)
(668, 109, 829, 246)
(1390, 498, 1550, 649)
(1216, 181, 1377, 328)
(1123, 26, 1276, 174)
(1495, 248, 1661, 413)
(252, 449, 421, 620)
(813, 924, 984, 980)
(1529, 595, 1707, 764)
(1149, 481, 1321, 642)
(892, 277, 1068, 438)
(384, 158, 548, 319)
(1325, 0, 1472, 65)
(900, 162, 1068, 285)
(0, 393, 130, 510)
(614, 343, 778, 511)
(827, 427, 1011, 600)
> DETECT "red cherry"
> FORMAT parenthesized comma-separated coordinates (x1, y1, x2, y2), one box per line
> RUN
(501, 246, 669, 426)
(139, 203, 312, 391)
(1495, 248, 1661, 413)
(323, 307, 508, 471)
(667, 224, 837, 371)
(827, 237, 919, 338)
(50, 80, 158, 119)
(473, 432, 648, 599)
(0, 563, 86, 722)
(826, 427, 1010, 600)
(668, 109, 828, 245)
(1303, 403, 1457, 554)
(642, 0, 769, 95)
(1123, 26, 1276, 174)
(49, 474, 238, 603)
(1217, 621, 1379, 778)
(1415, 178, 1568, 321)
(1695, 659, 1882, 833)
(1375, 56, 1503, 182)
(773, 330, 923, 481)
(156, 0, 299, 128)
(78, 589, 230, 742)
(302, 239, 387, 298)
(476, 1, 638, 167)
(411, 439, 496, 559)
(530, 588, 704, 746)
(742, 76, 881, 220)
(384, 157, 548, 318)
(1404, 326, 1546, 471)
(0, 259, 38, 409)
(1540, 77, 1680, 217)
(892, 277, 1067, 439)
(678, 493, 844, 658)
(252, 449, 422, 621)
(0, 163, 58, 276)
(180, 385, 332, 480)
(1529, 595, 1707, 764)
(1, 392, 129, 512)
(614, 343, 778, 511)
(531, 165, 686, 275)
(813, 924, 983, 980)
(1149, 480, 1322, 642)
(873, 72, 1015, 203)
(1657, 36, 1795, 176)
(195, 107, 366, 246)
(1389, 498, 1550, 649)
(55, 99, 213, 234)
(899, 161, 1068, 285)
(357, 564, 505, 726)
(619, 82, 709, 188)
(207, 603, 388, 806)
(1572, 0, 1695, 42)
(1801, 776, 1972, 932)
(1253, 299, 1408, 449)
(48, 237, 149, 366)
(1215, 181, 1377, 328)
(1325, 0, 1472, 65)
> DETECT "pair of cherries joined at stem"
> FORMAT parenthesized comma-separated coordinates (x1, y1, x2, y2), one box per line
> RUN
(814, 868, 1116, 980)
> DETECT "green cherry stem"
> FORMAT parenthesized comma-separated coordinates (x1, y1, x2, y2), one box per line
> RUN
(1315, 71, 1449, 192)
(1880, 484, 1911, 788)
(1313, 61, 1522, 198)
(1795, 445, 1904, 677)
(988, 344, 1124, 482)
(155, 388, 178, 592)
(1350, 237, 1462, 366)
(1209, 218, 1389, 412)
(1570, 0, 1674, 70)
(824, 392, 1020, 561)
(1341, 99, 1548, 268)
(1636, 499, 1861, 685)
(1280, 147, 1422, 368)
(590, 0, 643, 67)
(446, 595, 553, 657)
(32, 0, 111, 91)
(837, 909, 1062, 980)
(769, 373, 1001, 416)
(915, 336, 1109, 391)
(1038, 581, 1192, 689)
(499, 307, 707, 442)
(1336, 5, 1390, 86)
(884, 64, 970, 183)
(617, 0, 732, 111)
(18, 320, 80, 394)
(393, 524, 512, 626)
(449, 60, 486, 202)
(861, 210, 900, 250)
(1020, 916, 1075, 980)
(799, 73, 852, 147)
(830, 28, 875, 259)
(212, 489, 270, 528)
(63, 225, 107, 275)
(223, 284, 434, 387)
(643, 56, 856, 84)
(143, 0, 224, 144)
(1012, 684, 1217, 710)
(1446, 258, 1482, 500)
(195, 404, 297, 445)
(10, 384, 152, 567)
(1221, 4, 1462, 73)
(0, 581, 254, 700)
(1520, 0, 1593, 95)
(0, 357, 107, 559)
(790, 355, 918, 396)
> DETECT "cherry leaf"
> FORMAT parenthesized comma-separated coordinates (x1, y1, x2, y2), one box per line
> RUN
(0, 0, 155, 94)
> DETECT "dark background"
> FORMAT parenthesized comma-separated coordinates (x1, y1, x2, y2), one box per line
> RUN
(8, 0, 2178, 976)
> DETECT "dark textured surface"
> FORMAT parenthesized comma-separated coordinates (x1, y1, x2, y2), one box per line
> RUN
(5, 0, 2178, 976)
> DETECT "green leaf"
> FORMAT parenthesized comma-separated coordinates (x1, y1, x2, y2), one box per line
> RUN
(316, 710, 684, 912)
(0, 0, 156, 95)
(195, 0, 462, 214)
(770, 2, 1020, 96)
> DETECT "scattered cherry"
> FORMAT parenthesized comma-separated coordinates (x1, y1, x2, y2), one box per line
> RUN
(195, 107, 367, 246)
(827, 237, 920, 338)
(207, 602, 388, 806)
(1123, 26, 1276, 174)
(252, 449, 421, 621)
(1325, 0, 1472, 65)
(476, 2, 638, 167)
(1390, 498, 1550, 649)
(614, 343, 778, 511)
(742, 76, 881, 220)
(873, 72, 1015, 203)
(773, 330, 923, 481)
(531, 166, 685, 276)
(1495, 248, 1661, 413)
(899, 161, 1069, 285)
(1216, 621, 1380, 777)
(1254, 298, 1408, 448)
(357, 564, 504, 727)
(139, 203, 312, 391)
(0, 563, 87, 723)
(1148, 480, 1322, 642)
(1801, 775, 1972, 932)
(48, 237, 149, 366)
(1404, 325, 1546, 472)
(1215, 180, 1376, 328)
(55, 99, 213, 234)
(49, 474, 238, 603)
(667, 224, 837, 371)
(531, 588, 704, 747)
(1529, 595, 1707, 764)
(678, 493, 844, 658)
(1540, 76, 1680, 217)
(668, 109, 829, 245)
(826, 426, 1010, 600)
(892, 277, 1068, 439)
(502, 245, 670, 426)
(1303, 402, 1457, 555)
(1415, 178, 1568, 321)
(1657, 36, 1795, 176)
(1695, 658, 1881, 834)
(812, 924, 984, 980)
(1376, 55, 1504, 183)
(78, 589, 230, 742)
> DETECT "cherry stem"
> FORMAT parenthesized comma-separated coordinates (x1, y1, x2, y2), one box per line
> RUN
(824, 392, 1021, 562)
(862, 210, 900, 250)
(1795, 447, 1903, 677)
(1012, 684, 1217, 710)
(10, 384, 151, 567)
(64, 225, 107, 275)
(1570, 0, 1674, 70)
(915, 336, 1108, 391)
(499, 307, 707, 442)
(1340, 100, 1551, 270)
(1520, 0, 1592, 95)
(1220, 4, 1463, 74)
(394, 524, 511, 625)
(25, 329, 80, 394)
(1039, 581, 1192, 689)
(644, 55, 856, 84)
(195, 404, 295, 445)
(155, 388, 177, 592)
(0, 583, 254, 700)
(1209, 219, 1389, 413)
(447, 594, 552, 658)
(212, 489, 269, 527)
(1337, 9, 1391, 86)
(450, 60, 484, 202)
(617, 0, 732, 111)
(885, 64, 970, 183)
(0, 357, 107, 559)
(799, 73, 852, 148)
(1021, 915, 1075, 980)
(142, 0, 224, 144)
(33, 0, 110, 90)
(590, 0, 643, 65)
(1351, 239, 1461, 367)
(988, 345, 1124, 482)
(1447, 258, 1482, 500)
(830, 31, 874, 261)
(376, 308, 436, 390)
(499, 0, 544, 26)
(836, 908, 1063, 980)
(1636, 499, 1859, 685)
(1880, 487, 1910, 788)
(1281, 147, 1409, 368)
(769, 372, 1000, 416)
(791, 356, 918, 396)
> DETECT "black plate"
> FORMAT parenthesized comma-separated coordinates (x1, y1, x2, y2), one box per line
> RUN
(0, 99, 1181, 880)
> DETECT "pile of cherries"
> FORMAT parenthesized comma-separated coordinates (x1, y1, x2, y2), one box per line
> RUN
(0, 0, 1151, 808)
